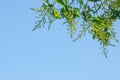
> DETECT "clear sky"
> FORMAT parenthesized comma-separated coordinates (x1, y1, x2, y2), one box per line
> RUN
(0, 0, 120, 80)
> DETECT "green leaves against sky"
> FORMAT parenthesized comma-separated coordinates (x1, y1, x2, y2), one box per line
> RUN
(32, 0, 120, 58)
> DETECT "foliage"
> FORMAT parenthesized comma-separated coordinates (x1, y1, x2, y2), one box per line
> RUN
(31, 0, 120, 58)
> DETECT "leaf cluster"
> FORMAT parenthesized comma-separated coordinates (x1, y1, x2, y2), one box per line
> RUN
(32, 0, 120, 58)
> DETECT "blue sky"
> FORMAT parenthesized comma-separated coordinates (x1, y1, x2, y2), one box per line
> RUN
(0, 0, 120, 80)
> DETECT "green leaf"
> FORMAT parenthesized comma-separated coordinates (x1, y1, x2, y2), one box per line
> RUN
(73, 8, 80, 18)
(63, 0, 67, 4)
(79, 0, 83, 5)
(55, 0, 65, 6)
(52, 9, 61, 19)
(88, 0, 100, 2)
